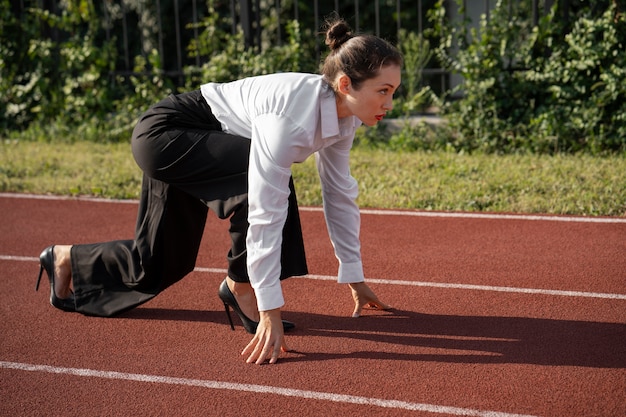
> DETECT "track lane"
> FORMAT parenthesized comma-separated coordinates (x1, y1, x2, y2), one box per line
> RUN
(1, 194, 625, 416)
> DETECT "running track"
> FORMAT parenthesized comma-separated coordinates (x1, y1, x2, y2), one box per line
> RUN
(1, 193, 625, 417)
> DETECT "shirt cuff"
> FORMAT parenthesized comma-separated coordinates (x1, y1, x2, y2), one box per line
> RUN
(254, 282, 285, 311)
(337, 260, 365, 284)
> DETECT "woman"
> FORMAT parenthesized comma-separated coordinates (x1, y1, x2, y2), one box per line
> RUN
(36, 17, 402, 365)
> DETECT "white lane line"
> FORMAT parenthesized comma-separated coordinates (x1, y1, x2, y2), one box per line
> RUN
(350, 208, 626, 224)
(4, 255, 624, 300)
(297, 273, 626, 301)
(0, 361, 539, 417)
(193, 268, 626, 301)
(2, 192, 625, 223)
(0, 192, 139, 204)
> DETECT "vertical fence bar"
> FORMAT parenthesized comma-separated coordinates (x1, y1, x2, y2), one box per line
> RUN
(230, 0, 237, 35)
(276, 0, 282, 45)
(192, 0, 200, 66)
(396, 0, 402, 33)
(375, 0, 380, 36)
(314, 0, 320, 62)
(173, 0, 183, 83)
(157, 0, 164, 66)
(138, 0, 145, 59)
(255, 0, 261, 50)
(101, 2, 113, 86)
(103, 2, 110, 42)
(418, 0, 423, 34)
(122, 1, 129, 71)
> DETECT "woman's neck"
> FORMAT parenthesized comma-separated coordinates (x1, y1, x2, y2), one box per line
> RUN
(335, 94, 352, 119)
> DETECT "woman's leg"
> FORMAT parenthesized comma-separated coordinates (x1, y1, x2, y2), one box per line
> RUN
(70, 174, 209, 317)
(66, 91, 220, 316)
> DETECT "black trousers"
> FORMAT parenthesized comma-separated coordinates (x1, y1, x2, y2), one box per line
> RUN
(70, 91, 308, 317)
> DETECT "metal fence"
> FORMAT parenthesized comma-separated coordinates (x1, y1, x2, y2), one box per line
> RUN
(96, 0, 449, 89)
(14, 0, 565, 93)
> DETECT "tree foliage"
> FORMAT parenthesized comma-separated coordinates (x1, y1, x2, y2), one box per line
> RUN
(1, 0, 625, 154)
(431, 0, 626, 153)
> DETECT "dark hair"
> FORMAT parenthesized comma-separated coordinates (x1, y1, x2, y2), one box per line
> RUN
(321, 17, 403, 91)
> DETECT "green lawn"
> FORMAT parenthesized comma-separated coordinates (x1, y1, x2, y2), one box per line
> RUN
(1, 140, 624, 216)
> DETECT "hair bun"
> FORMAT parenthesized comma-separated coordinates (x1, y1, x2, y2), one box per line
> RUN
(324, 19, 353, 51)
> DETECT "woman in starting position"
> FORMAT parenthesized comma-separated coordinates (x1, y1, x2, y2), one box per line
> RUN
(36, 17, 402, 364)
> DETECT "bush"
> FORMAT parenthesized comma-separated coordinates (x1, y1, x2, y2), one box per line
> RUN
(431, 0, 626, 154)
(3, 0, 625, 155)
(0, 0, 118, 132)
(184, 19, 313, 87)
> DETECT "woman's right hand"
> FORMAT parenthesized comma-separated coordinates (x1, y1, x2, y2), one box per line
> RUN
(349, 282, 392, 317)
(241, 308, 289, 364)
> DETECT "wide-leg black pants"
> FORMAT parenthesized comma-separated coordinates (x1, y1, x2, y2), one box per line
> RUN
(70, 91, 308, 317)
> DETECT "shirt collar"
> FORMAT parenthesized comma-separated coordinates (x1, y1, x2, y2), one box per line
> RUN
(319, 84, 361, 139)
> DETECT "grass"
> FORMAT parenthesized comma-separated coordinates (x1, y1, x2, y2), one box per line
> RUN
(1, 139, 625, 216)
(0, 140, 142, 199)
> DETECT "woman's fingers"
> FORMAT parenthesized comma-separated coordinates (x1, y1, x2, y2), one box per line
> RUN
(241, 309, 287, 364)
(350, 282, 392, 317)
(365, 299, 392, 310)
(242, 333, 278, 364)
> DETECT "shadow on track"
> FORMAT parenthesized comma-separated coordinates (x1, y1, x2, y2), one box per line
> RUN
(284, 309, 626, 369)
(119, 307, 626, 369)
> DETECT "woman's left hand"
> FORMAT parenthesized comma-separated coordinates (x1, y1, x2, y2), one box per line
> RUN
(349, 282, 392, 317)
(241, 308, 288, 364)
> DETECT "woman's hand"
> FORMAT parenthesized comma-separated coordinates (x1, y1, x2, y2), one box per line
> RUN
(349, 282, 392, 317)
(241, 308, 288, 364)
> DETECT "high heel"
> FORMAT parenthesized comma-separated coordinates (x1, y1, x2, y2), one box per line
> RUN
(36, 246, 76, 312)
(217, 278, 294, 334)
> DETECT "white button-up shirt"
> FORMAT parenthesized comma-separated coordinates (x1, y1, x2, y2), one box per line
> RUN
(200, 72, 364, 311)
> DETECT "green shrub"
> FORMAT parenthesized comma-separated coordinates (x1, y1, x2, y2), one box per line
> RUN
(431, 0, 626, 154)
(1, 0, 118, 132)
(184, 19, 312, 87)
(525, 6, 626, 153)
(396, 29, 439, 116)
(4, 0, 625, 156)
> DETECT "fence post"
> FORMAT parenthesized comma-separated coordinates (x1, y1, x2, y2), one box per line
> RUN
(240, 0, 254, 48)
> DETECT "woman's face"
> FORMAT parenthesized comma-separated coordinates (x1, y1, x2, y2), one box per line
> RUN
(336, 65, 402, 126)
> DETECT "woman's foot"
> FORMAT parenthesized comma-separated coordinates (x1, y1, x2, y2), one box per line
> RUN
(52, 245, 73, 299)
(218, 278, 295, 334)
(36, 245, 75, 312)
(225, 276, 259, 322)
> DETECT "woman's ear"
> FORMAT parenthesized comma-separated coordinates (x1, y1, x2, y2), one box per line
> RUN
(336, 74, 351, 95)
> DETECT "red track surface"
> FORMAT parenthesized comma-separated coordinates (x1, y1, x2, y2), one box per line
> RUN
(1, 193, 625, 417)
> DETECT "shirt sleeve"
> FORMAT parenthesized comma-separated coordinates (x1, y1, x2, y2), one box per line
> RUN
(315, 136, 365, 284)
(246, 113, 309, 311)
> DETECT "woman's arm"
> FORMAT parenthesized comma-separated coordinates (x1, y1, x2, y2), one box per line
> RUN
(316, 138, 365, 284)
(243, 115, 308, 365)
(317, 140, 391, 316)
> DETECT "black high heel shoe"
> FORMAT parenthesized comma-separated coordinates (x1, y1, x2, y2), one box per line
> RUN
(218, 278, 294, 334)
(36, 246, 76, 312)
